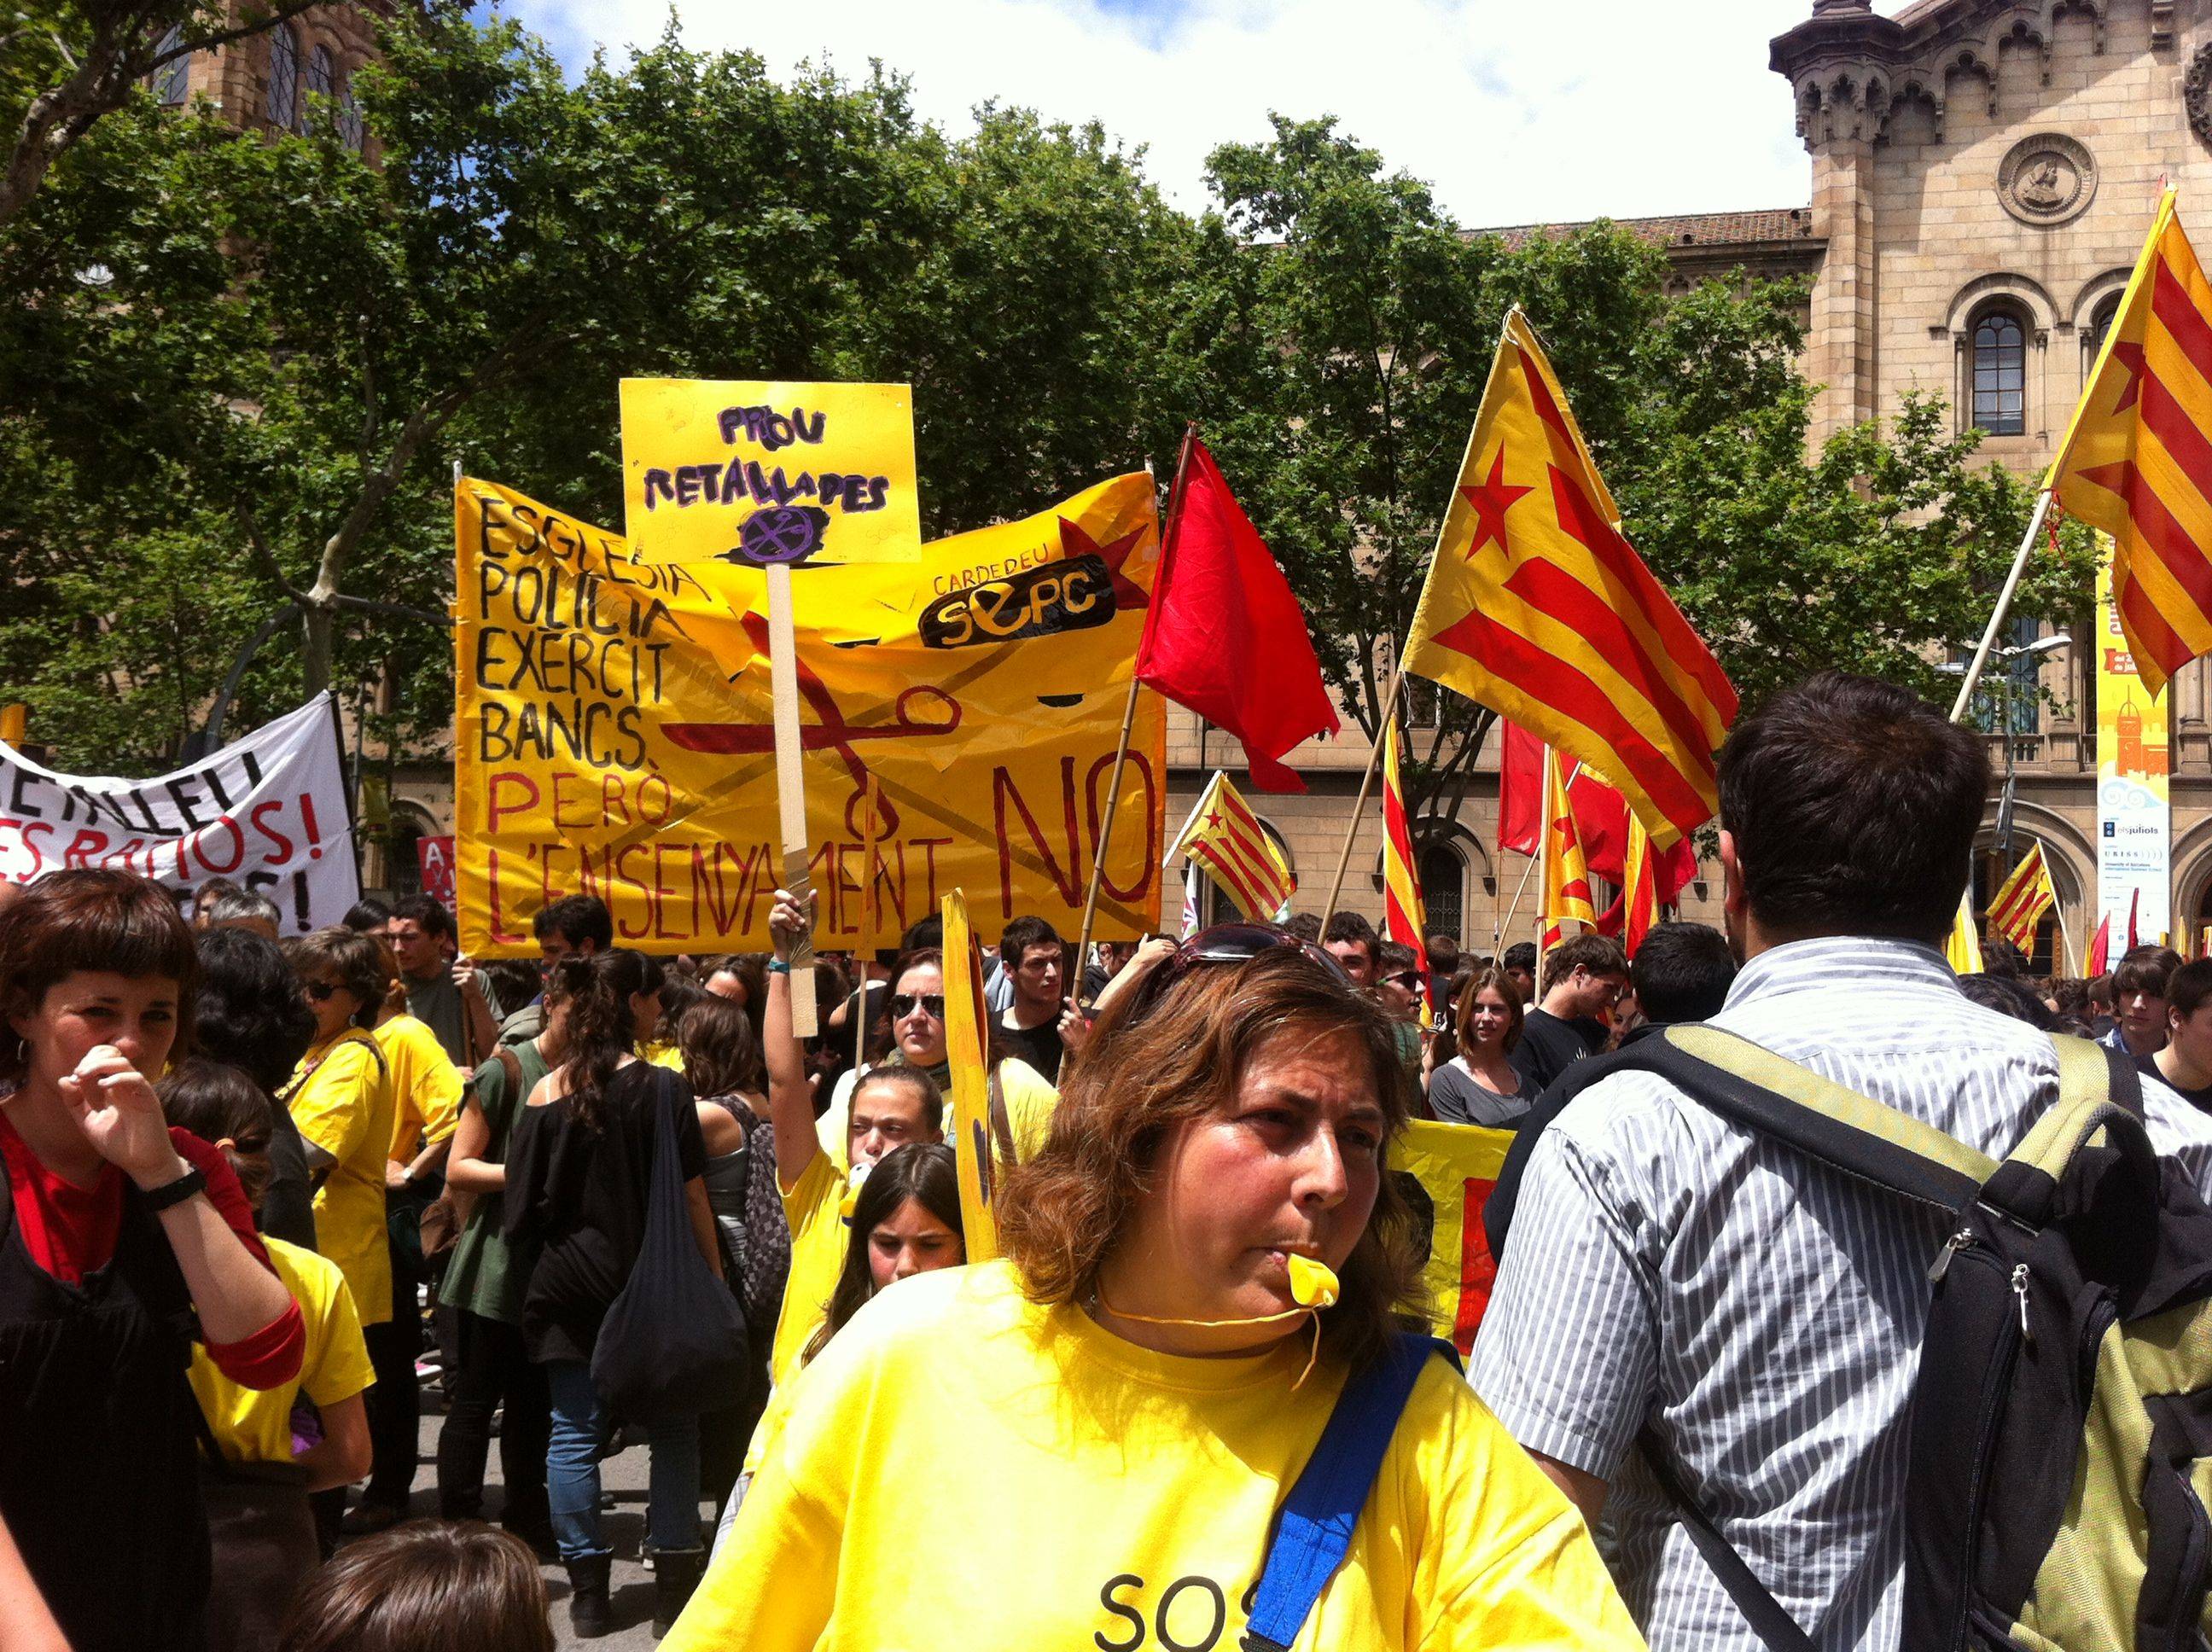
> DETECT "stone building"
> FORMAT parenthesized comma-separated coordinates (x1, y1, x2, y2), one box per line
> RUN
(150, 1, 387, 158)
(1769, 0, 2212, 967)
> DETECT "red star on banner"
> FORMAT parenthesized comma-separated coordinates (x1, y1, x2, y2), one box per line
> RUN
(1460, 446, 1534, 560)
(1060, 518, 1151, 609)
(2107, 340, 2148, 413)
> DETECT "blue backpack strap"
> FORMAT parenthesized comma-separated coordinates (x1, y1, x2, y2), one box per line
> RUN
(1240, 1331, 1456, 1652)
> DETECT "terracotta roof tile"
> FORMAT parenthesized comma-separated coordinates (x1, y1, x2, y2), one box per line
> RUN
(1467, 206, 1819, 248)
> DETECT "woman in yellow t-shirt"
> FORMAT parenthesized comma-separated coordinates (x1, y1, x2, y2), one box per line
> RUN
(671, 923, 1645, 1652)
(281, 928, 396, 1330)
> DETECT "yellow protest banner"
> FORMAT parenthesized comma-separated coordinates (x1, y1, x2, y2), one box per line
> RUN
(1394, 1120, 1514, 1355)
(454, 472, 1166, 954)
(940, 890, 1000, 1262)
(619, 379, 921, 567)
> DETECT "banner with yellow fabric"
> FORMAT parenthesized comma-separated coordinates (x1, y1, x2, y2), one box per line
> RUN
(1394, 1120, 1515, 1356)
(454, 474, 1167, 954)
(940, 890, 1000, 1262)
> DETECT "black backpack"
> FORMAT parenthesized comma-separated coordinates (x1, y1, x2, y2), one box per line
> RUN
(1613, 1022, 2212, 1652)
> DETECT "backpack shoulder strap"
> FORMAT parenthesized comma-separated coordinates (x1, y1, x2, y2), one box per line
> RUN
(1637, 1427, 1816, 1652)
(1618, 1025, 1998, 1217)
(1241, 1332, 1455, 1652)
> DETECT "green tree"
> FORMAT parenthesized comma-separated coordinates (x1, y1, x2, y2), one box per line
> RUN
(1174, 115, 2096, 832)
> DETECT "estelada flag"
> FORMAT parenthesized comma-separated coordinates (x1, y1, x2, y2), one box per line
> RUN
(939, 891, 1001, 1263)
(1380, 717, 1432, 1027)
(1170, 771, 1296, 922)
(1541, 749, 1597, 949)
(1396, 1120, 1514, 1355)
(1403, 309, 1737, 847)
(1988, 842, 2056, 955)
(1136, 435, 1341, 791)
(2052, 189, 2212, 696)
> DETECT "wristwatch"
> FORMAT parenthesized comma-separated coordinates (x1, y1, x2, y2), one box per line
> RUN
(138, 1164, 207, 1213)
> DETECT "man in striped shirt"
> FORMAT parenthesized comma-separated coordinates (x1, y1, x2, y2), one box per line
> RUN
(1470, 673, 2212, 1651)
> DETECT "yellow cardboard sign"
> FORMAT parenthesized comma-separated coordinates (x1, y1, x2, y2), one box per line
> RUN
(453, 472, 1165, 954)
(1394, 1120, 1513, 1355)
(940, 889, 1000, 1262)
(619, 379, 921, 567)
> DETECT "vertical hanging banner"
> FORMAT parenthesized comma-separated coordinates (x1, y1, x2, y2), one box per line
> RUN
(2095, 537, 2171, 949)
(453, 475, 1165, 954)
(0, 695, 359, 929)
(619, 380, 921, 568)
(940, 889, 1000, 1262)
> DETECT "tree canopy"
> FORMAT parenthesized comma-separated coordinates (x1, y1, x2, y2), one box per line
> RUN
(0, 11, 2094, 823)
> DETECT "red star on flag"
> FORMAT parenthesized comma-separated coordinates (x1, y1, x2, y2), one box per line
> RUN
(2106, 339, 2148, 413)
(1460, 446, 1534, 560)
(1060, 518, 1151, 609)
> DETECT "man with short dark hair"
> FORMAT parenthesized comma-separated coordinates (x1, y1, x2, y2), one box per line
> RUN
(1424, 933, 1461, 1013)
(2152, 958, 2212, 1112)
(1321, 910, 1379, 986)
(2107, 944, 2181, 1059)
(1472, 673, 2212, 1652)
(1509, 934, 1628, 1094)
(1280, 911, 1323, 944)
(995, 915, 1067, 1078)
(1374, 939, 1426, 1079)
(388, 894, 498, 1067)
(1501, 941, 1538, 1006)
(499, 894, 614, 1046)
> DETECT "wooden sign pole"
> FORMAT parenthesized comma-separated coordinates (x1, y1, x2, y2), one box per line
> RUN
(765, 564, 818, 1036)
(855, 771, 882, 1074)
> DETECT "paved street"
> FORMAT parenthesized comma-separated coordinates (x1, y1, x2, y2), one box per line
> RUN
(337, 1387, 692, 1650)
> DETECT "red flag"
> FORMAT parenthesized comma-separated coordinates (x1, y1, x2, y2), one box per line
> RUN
(1136, 436, 1341, 792)
(2128, 887, 2142, 951)
(1499, 720, 1542, 855)
(2090, 913, 2112, 976)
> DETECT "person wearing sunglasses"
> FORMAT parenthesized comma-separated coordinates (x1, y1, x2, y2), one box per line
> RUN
(1373, 940, 1429, 1081)
(762, 899, 951, 1393)
(670, 924, 1639, 1651)
(282, 928, 399, 1392)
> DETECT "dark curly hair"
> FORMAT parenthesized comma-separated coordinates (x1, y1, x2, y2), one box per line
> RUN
(195, 927, 317, 1095)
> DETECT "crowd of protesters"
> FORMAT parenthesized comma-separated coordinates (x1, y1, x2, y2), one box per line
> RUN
(10, 671, 2212, 1649)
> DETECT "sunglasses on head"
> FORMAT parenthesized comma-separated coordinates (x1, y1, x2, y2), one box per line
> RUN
(1121, 923, 1350, 1028)
(303, 980, 341, 1003)
(892, 992, 946, 1020)
(1382, 969, 1423, 990)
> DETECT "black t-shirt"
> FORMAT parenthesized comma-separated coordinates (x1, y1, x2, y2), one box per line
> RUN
(2139, 1052, 2212, 1114)
(1506, 1009, 1607, 1095)
(995, 1015, 1064, 1081)
(504, 1062, 706, 1364)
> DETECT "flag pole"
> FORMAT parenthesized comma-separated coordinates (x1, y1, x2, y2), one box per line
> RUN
(1318, 655, 1405, 934)
(1495, 850, 1540, 957)
(1074, 427, 1195, 1002)
(1948, 487, 2057, 722)
(1533, 742, 1553, 957)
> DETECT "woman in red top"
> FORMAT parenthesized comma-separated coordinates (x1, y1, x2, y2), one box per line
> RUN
(0, 868, 304, 1652)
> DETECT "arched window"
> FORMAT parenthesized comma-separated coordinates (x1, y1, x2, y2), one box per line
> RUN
(2089, 294, 2121, 357)
(1971, 306, 2028, 435)
(1419, 842, 1465, 946)
(151, 26, 189, 106)
(265, 26, 298, 130)
(335, 73, 364, 152)
(304, 44, 333, 119)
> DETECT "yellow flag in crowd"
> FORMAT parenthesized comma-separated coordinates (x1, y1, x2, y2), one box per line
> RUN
(1945, 893, 1986, 974)
(1619, 812, 1660, 957)
(1169, 770, 1296, 922)
(1541, 750, 1597, 947)
(1987, 841, 2056, 956)
(1401, 308, 1738, 848)
(1380, 716, 1432, 1028)
(939, 891, 1000, 1263)
(1395, 1120, 1516, 1356)
(2051, 189, 2212, 695)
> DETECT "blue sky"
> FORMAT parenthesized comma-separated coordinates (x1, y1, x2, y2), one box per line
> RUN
(504, 0, 1820, 228)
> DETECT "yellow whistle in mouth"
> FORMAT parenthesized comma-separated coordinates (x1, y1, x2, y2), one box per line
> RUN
(1287, 1254, 1340, 1310)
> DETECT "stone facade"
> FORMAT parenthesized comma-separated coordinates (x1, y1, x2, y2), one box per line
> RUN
(1773, 0, 2212, 966)
(158, 1, 387, 161)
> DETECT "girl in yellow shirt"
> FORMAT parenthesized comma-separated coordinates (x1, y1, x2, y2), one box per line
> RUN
(672, 918, 1645, 1652)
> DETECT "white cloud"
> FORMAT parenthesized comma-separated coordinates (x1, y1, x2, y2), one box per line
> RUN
(513, 0, 1815, 228)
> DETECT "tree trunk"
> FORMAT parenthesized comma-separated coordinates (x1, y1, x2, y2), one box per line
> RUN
(300, 600, 334, 699)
